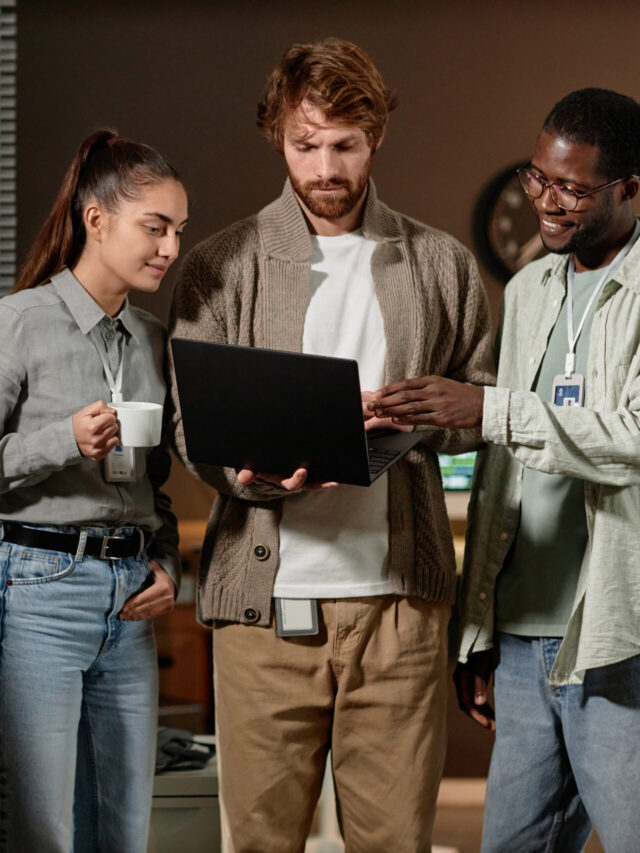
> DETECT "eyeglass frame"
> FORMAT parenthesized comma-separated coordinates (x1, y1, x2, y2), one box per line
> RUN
(516, 167, 634, 211)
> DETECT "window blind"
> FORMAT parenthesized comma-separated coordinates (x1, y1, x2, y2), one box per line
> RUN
(0, 0, 16, 294)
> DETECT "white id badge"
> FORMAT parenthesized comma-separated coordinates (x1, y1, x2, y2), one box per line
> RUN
(104, 445, 136, 482)
(552, 373, 585, 407)
(274, 598, 319, 637)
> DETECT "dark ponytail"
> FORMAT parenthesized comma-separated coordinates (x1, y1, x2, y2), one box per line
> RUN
(14, 129, 181, 292)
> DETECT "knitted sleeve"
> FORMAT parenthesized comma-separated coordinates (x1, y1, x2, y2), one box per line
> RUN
(166, 228, 287, 502)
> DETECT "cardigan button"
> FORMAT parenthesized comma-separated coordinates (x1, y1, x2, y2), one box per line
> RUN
(253, 544, 270, 560)
(244, 608, 260, 623)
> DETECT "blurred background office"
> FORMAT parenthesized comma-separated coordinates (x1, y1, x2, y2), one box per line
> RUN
(4, 1, 640, 849)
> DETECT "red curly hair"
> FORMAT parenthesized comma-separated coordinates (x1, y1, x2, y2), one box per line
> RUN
(257, 38, 398, 151)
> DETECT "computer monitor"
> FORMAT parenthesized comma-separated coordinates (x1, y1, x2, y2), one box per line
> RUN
(438, 451, 476, 491)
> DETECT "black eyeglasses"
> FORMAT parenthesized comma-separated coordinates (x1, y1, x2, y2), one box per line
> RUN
(517, 167, 628, 211)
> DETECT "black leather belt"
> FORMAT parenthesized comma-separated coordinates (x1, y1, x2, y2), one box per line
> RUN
(1, 522, 146, 560)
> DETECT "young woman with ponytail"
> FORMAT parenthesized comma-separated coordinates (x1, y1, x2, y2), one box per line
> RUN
(0, 129, 188, 852)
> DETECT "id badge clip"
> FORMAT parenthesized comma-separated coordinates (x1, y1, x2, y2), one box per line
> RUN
(552, 373, 584, 407)
(274, 598, 319, 637)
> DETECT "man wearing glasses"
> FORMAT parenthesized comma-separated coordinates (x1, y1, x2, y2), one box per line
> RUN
(371, 88, 640, 851)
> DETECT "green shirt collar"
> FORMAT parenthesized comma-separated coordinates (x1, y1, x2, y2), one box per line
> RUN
(542, 217, 640, 296)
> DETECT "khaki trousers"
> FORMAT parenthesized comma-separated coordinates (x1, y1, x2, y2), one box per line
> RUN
(213, 595, 451, 853)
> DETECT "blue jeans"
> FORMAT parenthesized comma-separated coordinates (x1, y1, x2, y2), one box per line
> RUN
(482, 633, 640, 853)
(0, 527, 158, 853)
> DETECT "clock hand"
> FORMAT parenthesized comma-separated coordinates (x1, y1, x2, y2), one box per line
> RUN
(517, 233, 545, 268)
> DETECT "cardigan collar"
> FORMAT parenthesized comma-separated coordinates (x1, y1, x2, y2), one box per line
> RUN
(257, 177, 403, 262)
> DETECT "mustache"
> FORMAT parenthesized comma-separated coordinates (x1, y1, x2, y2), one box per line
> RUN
(306, 180, 350, 190)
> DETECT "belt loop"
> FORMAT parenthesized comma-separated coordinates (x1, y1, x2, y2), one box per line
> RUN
(136, 528, 145, 561)
(0, 521, 4, 542)
(75, 528, 88, 563)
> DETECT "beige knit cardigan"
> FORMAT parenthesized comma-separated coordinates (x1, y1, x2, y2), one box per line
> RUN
(168, 179, 495, 627)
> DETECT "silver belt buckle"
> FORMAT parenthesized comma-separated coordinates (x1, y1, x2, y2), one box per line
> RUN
(100, 535, 125, 560)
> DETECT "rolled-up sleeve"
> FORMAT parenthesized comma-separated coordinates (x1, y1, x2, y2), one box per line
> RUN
(482, 374, 640, 486)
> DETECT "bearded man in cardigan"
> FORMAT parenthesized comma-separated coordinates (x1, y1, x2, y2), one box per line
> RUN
(168, 37, 493, 853)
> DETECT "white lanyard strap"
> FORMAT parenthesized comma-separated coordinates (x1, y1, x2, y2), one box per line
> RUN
(565, 221, 640, 377)
(97, 348, 124, 403)
(91, 335, 124, 403)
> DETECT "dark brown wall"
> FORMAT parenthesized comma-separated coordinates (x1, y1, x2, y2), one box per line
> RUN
(17, 0, 640, 516)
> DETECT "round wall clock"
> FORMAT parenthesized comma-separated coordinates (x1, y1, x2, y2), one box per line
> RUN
(473, 162, 546, 284)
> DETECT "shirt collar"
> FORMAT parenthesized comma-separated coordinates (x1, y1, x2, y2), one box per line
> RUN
(605, 217, 640, 297)
(51, 267, 139, 341)
(117, 301, 141, 342)
(544, 216, 640, 296)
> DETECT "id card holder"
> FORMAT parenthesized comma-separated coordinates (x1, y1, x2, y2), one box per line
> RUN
(104, 445, 136, 482)
(274, 598, 319, 637)
(552, 373, 584, 407)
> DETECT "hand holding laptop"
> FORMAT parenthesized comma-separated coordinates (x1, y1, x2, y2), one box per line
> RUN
(236, 391, 412, 491)
(236, 466, 338, 492)
(171, 340, 423, 487)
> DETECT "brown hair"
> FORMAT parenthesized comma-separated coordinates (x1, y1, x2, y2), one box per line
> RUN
(257, 38, 398, 151)
(14, 129, 181, 292)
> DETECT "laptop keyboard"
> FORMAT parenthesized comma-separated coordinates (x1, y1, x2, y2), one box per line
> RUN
(367, 446, 398, 476)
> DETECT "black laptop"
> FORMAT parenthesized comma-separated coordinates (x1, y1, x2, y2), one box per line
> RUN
(171, 339, 422, 487)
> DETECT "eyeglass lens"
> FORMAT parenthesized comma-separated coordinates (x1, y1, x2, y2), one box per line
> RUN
(518, 171, 578, 210)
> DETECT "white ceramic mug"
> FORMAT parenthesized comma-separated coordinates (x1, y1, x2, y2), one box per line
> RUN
(115, 402, 163, 447)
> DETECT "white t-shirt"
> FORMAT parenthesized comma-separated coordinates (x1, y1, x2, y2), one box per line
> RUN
(274, 230, 393, 599)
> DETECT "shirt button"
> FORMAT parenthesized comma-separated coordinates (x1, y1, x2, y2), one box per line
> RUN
(529, 357, 535, 365)
(105, 330, 115, 341)
(253, 544, 270, 560)
(500, 532, 508, 541)
(244, 608, 260, 623)
(552, 299, 559, 308)
(479, 592, 487, 601)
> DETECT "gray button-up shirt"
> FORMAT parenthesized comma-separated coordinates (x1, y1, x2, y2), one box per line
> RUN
(0, 268, 179, 585)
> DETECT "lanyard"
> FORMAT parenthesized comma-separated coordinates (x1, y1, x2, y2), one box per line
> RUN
(90, 330, 124, 403)
(96, 347, 124, 403)
(565, 221, 640, 378)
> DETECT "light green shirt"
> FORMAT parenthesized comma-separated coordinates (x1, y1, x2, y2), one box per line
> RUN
(495, 268, 600, 636)
(459, 222, 640, 685)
